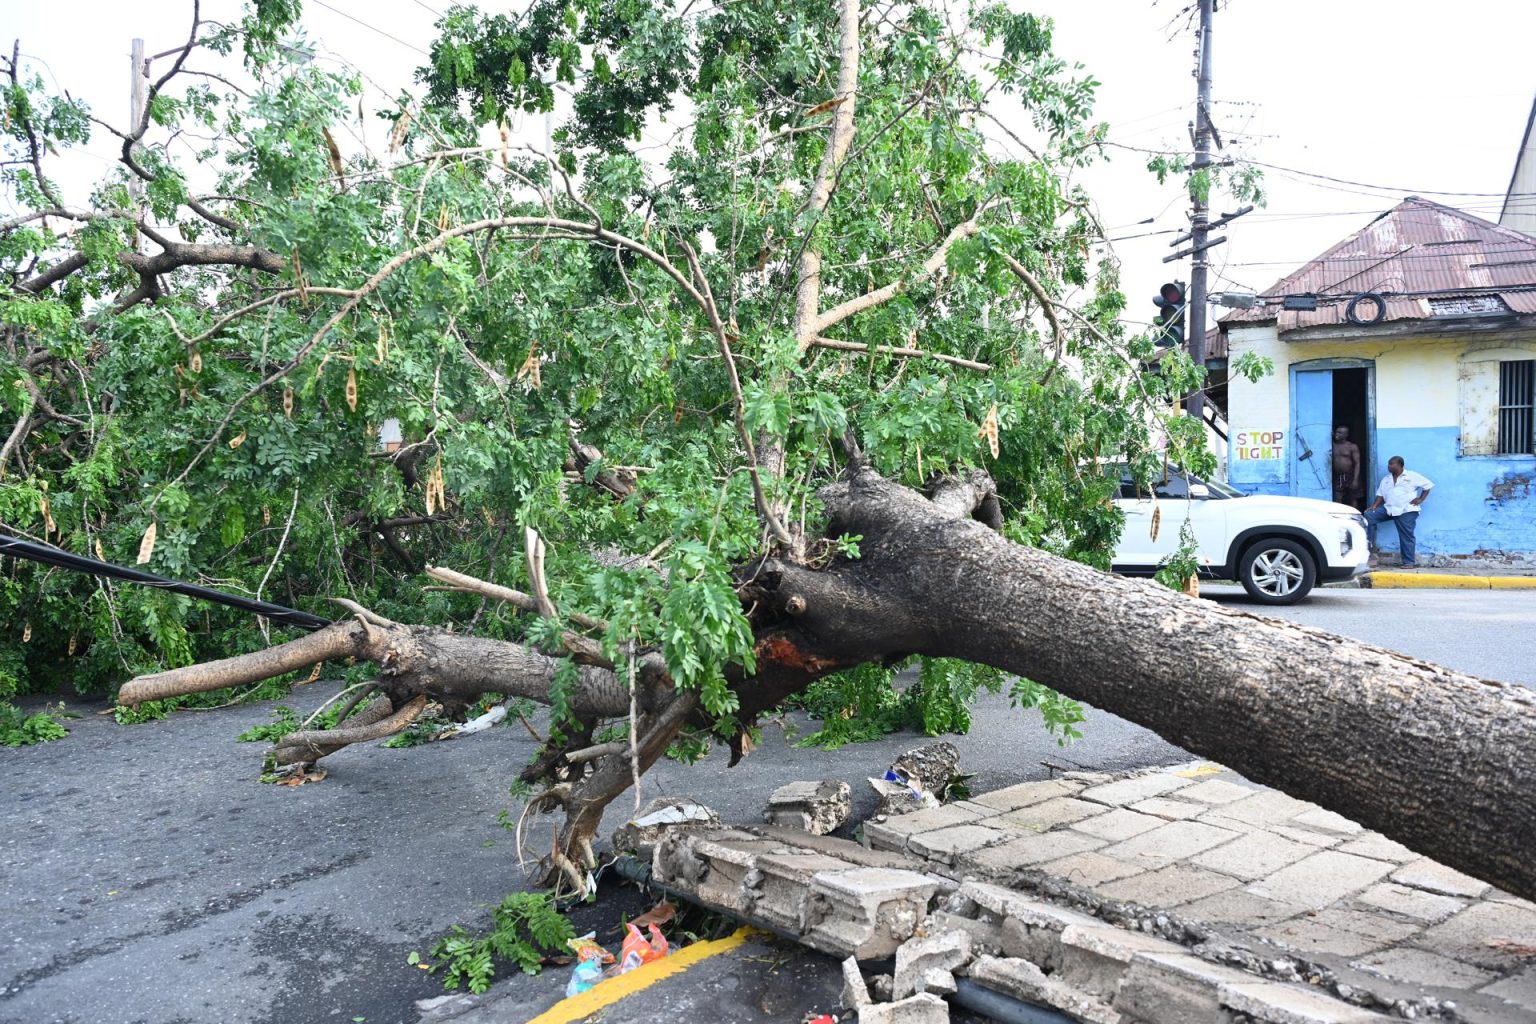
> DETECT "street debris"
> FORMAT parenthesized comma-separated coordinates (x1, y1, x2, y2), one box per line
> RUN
(767, 779, 853, 834)
(611, 796, 719, 858)
(869, 742, 964, 815)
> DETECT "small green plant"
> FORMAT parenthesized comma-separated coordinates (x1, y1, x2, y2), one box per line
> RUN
(237, 705, 300, 742)
(1154, 519, 1202, 593)
(414, 890, 576, 993)
(0, 703, 69, 746)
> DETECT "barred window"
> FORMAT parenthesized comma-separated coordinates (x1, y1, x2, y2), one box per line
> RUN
(1499, 360, 1536, 455)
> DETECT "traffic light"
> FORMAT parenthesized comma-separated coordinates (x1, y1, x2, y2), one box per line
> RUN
(1153, 281, 1186, 349)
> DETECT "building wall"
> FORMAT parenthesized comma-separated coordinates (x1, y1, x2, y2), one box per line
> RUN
(1226, 324, 1536, 560)
(1501, 139, 1536, 237)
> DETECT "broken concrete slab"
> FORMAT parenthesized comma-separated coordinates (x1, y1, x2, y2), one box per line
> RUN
(856, 991, 949, 1024)
(754, 851, 859, 932)
(1057, 923, 1187, 997)
(1111, 949, 1259, 1024)
(807, 867, 944, 960)
(890, 741, 963, 796)
(766, 779, 852, 835)
(893, 929, 970, 998)
(742, 823, 926, 871)
(611, 796, 718, 857)
(842, 955, 872, 1010)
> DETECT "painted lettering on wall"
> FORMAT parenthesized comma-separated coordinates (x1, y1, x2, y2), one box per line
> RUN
(1233, 429, 1285, 461)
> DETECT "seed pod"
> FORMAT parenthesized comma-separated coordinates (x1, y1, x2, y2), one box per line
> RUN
(345, 367, 358, 412)
(136, 521, 158, 565)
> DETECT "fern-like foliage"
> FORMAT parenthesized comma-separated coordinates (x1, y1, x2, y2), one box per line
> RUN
(421, 890, 577, 993)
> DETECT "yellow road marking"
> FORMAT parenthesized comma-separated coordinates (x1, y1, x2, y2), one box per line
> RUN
(1174, 763, 1224, 778)
(525, 927, 755, 1024)
(1370, 572, 1536, 590)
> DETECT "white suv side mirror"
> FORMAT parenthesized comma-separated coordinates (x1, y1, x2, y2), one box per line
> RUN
(1188, 483, 1210, 499)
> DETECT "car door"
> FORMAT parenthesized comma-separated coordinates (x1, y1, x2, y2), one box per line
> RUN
(1116, 470, 1229, 570)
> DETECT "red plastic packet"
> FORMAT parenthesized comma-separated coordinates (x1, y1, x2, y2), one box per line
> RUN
(609, 923, 669, 975)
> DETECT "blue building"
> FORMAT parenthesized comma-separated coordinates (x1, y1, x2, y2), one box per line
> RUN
(1217, 198, 1536, 567)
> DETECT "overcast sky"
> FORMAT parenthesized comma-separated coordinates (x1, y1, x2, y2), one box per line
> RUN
(10, 0, 1535, 333)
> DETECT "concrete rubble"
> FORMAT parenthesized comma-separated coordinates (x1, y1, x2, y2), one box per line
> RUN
(646, 763, 1536, 1023)
(871, 742, 965, 816)
(768, 779, 853, 834)
(610, 796, 719, 858)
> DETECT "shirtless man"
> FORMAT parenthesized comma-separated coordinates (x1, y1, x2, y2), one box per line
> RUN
(1331, 425, 1362, 506)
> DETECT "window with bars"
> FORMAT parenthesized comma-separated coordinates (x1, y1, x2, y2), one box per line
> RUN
(1499, 360, 1536, 455)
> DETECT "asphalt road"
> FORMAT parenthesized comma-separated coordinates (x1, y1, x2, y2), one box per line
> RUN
(1203, 584, 1536, 689)
(2, 585, 1531, 1024)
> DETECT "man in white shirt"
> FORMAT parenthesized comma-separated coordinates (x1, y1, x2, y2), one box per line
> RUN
(1364, 456, 1433, 568)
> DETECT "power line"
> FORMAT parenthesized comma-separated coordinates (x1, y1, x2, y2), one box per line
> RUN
(308, 0, 433, 57)
(1238, 158, 1531, 199)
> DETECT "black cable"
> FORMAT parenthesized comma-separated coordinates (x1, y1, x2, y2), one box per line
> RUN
(0, 534, 333, 632)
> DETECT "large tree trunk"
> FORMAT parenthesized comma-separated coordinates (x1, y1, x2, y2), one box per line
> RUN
(120, 467, 1536, 901)
(743, 467, 1536, 900)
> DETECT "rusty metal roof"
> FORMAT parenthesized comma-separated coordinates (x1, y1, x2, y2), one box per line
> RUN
(1220, 197, 1536, 336)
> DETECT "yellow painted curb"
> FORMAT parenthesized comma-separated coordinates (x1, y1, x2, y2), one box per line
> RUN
(1370, 572, 1536, 590)
(525, 926, 756, 1024)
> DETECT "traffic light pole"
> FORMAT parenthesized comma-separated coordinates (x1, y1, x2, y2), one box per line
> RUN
(1184, 0, 1214, 419)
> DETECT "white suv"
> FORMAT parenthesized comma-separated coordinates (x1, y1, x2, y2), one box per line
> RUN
(1111, 466, 1370, 604)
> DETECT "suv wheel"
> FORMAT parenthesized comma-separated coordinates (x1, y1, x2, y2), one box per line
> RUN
(1238, 538, 1316, 604)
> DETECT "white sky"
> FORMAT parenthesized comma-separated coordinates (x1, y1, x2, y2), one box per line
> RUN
(10, 0, 1535, 334)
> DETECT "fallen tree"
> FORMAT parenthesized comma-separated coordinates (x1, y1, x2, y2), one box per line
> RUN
(120, 465, 1536, 900)
(7, 0, 1533, 905)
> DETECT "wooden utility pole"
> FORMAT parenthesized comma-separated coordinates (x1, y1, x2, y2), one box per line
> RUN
(1184, 0, 1214, 418)
(128, 39, 147, 216)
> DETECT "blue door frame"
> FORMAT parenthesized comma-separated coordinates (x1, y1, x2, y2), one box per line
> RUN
(1287, 358, 1377, 501)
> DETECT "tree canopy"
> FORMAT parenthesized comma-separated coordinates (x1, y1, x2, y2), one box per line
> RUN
(2, 0, 1203, 725)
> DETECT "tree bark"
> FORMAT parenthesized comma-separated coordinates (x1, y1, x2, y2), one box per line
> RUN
(744, 467, 1536, 901)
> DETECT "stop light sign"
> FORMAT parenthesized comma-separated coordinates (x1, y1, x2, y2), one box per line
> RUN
(1153, 281, 1186, 349)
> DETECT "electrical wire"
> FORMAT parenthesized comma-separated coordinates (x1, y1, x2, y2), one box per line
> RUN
(0, 534, 333, 631)
(308, 0, 433, 57)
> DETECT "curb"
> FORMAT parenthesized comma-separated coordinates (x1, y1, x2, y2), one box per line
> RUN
(1368, 571, 1536, 590)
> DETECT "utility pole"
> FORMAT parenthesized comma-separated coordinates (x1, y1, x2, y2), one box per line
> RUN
(1184, 0, 1214, 420)
(129, 39, 147, 218)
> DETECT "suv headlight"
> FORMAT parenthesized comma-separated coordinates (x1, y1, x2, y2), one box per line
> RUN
(1331, 512, 1365, 556)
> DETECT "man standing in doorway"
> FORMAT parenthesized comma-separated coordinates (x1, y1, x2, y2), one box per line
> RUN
(1331, 426, 1362, 508)
(1365, 456, 1433, 568)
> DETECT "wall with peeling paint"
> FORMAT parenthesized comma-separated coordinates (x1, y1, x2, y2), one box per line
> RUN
(1224, 324, 1536, 560)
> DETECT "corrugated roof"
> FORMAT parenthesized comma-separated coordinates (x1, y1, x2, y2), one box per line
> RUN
(1221, 197, 1536, 336)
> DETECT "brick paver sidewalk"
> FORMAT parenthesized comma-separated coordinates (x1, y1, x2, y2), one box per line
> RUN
(652, 763, 1536, 1022)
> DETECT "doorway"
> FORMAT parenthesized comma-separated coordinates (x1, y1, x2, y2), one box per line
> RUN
(1332, 367, 1370, 509)
(1289, 360, 1376, 507)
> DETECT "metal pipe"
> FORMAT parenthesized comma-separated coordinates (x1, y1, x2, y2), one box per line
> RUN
(953, 978, 1079, 1024)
